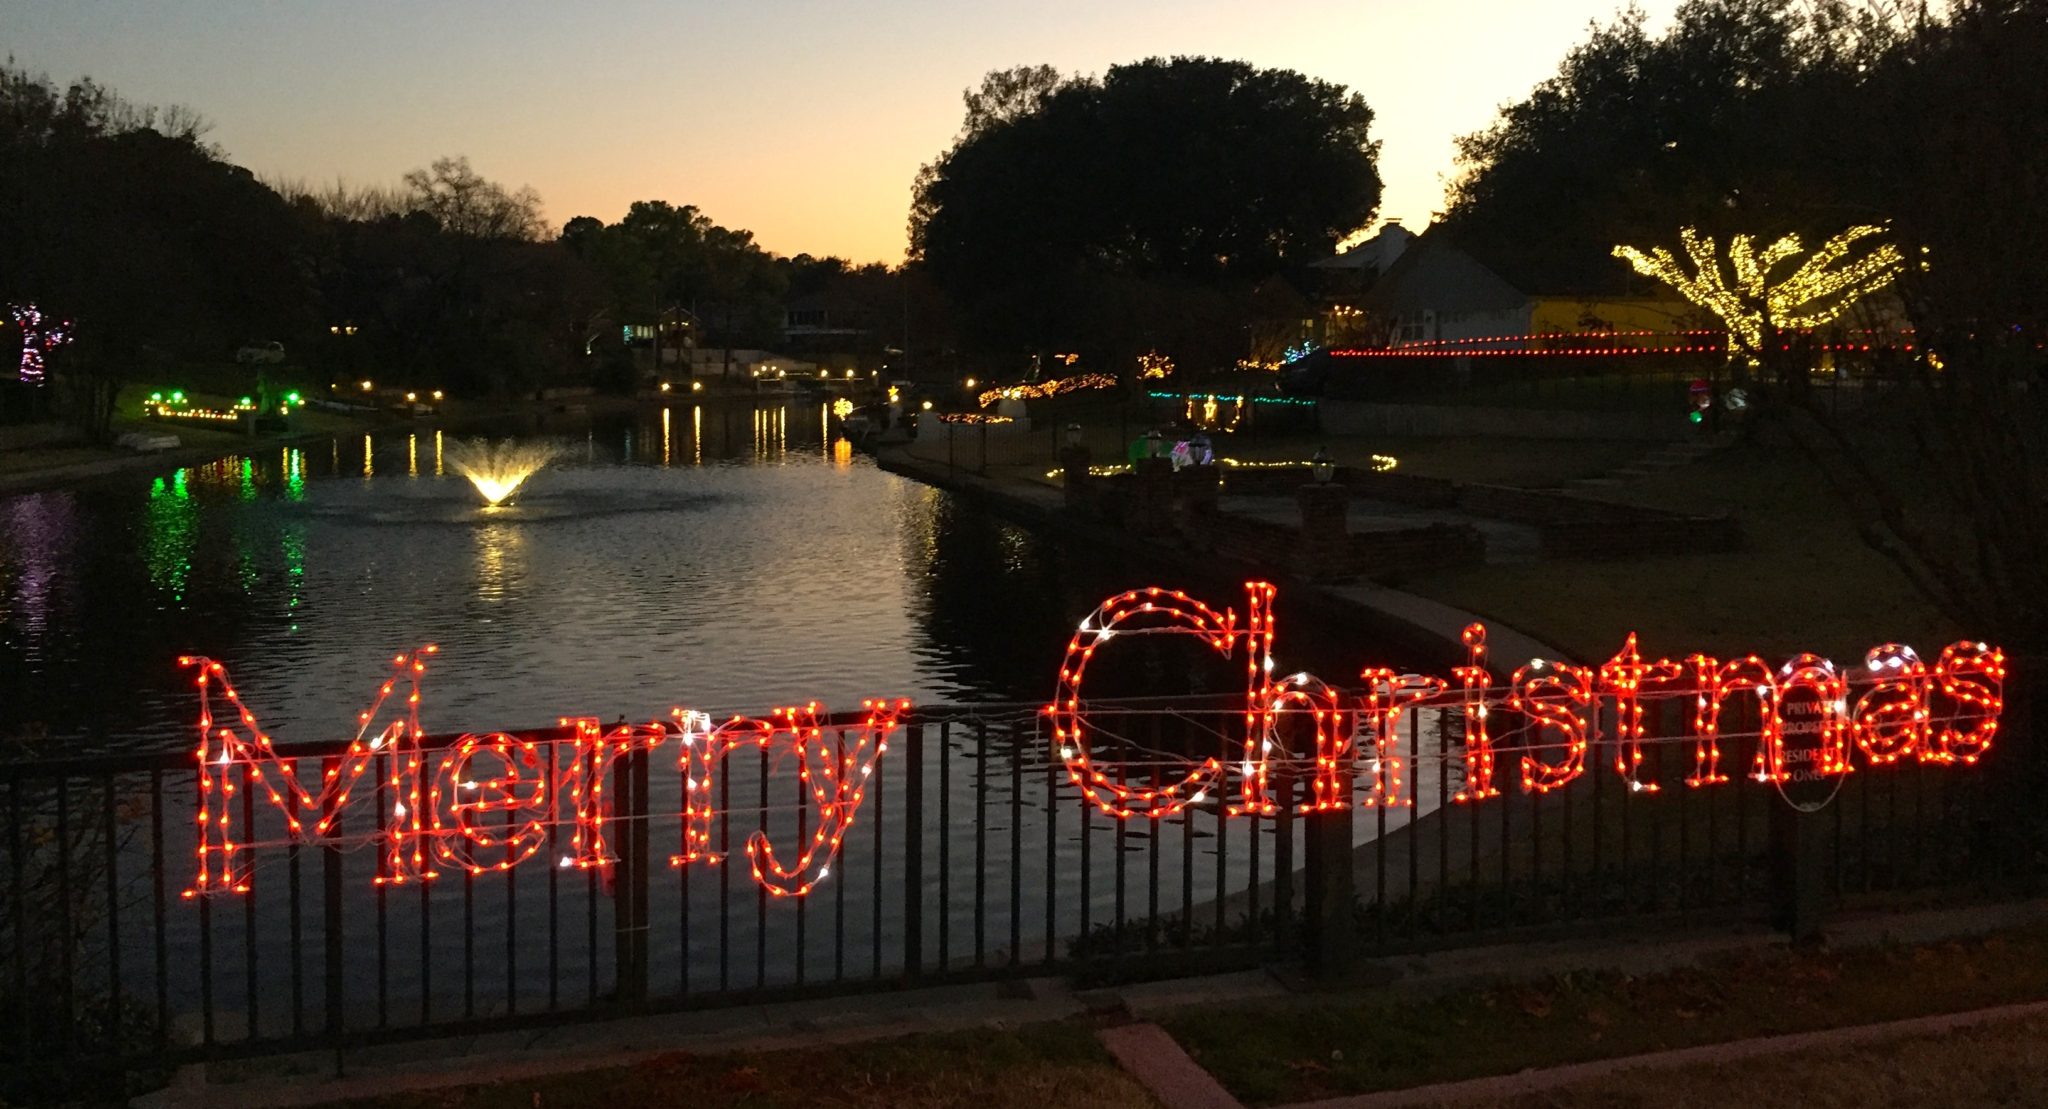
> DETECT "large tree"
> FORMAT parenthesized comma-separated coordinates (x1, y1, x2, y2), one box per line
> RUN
(1453, 0, 2048, 855)
(0, 66, 309, 434)
(1442, 0, 1883, 291)
(911, 57, 1382, 365)
(560, 201, 790, 376)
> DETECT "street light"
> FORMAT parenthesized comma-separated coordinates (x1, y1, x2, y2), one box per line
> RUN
(1312, 448, 1334, 483)
(1144, 428, 1165, 458)
(1065, 423, 1084, 448)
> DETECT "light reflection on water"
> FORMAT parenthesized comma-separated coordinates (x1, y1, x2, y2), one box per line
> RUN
(7, 401, 1343, 755)
(1, 401, 1465, 1027)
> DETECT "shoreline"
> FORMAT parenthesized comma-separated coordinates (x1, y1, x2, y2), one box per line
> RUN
(0, 390, 868, 497)
(870, 443, 1572, 672)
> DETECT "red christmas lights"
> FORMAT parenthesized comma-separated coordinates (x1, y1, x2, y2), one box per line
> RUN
(8, 303, 71, 387)
(179, 581, 2005, 904)
(179, 650, 909, 900)
(1040, 582, 2005, 822)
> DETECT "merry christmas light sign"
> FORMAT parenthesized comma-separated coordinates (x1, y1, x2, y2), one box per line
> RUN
(180, 582, 2004, 901)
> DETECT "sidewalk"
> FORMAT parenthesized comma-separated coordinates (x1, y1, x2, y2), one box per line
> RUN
(133, 898, 2048, 1108)
(136, 978, 1096, 1108)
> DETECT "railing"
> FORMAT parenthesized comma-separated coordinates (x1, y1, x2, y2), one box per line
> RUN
(0, 694, 2000, 1101)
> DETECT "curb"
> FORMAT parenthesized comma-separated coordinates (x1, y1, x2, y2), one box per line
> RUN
(1267, 999, 2048, 1109)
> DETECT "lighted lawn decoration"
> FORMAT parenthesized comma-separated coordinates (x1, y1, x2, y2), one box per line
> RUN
(146, 390, 259, 422)
(1611, 226, 1905, 363)
(976, 372, 1116, 409)
(1047, 455, 1398, 479)
(445, 437, 561, 507)
(176, 581, 2001, 904)
(8, 303, 71, 387)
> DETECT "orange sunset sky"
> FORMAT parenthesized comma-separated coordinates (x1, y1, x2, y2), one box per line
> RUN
(3, 0, 1677, 263)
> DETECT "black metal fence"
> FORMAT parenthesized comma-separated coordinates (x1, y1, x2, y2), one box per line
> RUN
(0, 694, 2002, 1101)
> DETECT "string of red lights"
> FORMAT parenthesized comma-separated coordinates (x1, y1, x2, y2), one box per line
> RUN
(178, 581, 2004, 902)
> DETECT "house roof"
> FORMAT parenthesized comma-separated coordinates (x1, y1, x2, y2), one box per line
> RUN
(1363, 229, 1530, 317)
(1312, 221, 1416, 275)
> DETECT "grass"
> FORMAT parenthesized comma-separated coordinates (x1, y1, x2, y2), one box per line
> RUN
(1402, 436, 1957, 662)
(323, 1020, 1157, 1109)
(1162, 924, 2048, 1107)
(1468, 1011, 2048, 1108)
(0, 444, 122, 475)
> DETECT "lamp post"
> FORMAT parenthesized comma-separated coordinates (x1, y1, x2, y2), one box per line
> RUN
(1312, 447, 1335, 484)
(1144, 428, 1165, 459)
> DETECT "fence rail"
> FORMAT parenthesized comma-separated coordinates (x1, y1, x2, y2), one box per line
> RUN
(0, 691, 1999, 1100)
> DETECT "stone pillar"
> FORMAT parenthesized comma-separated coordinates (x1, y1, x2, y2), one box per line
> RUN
(1302, 801, 1357, 974)
(1295, 482, 1352, 581)
(1175, 463, 1221, 517)
(1128, 457, 1173, 534)
(1059, 444, 1092, 511)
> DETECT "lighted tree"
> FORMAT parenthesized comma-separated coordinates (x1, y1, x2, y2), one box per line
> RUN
(1612, 226, 1905, 362)
(7, 303, 72, 388)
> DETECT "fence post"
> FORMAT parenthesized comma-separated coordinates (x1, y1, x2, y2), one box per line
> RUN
(612, 745, 650, 1004)
(1769, 804, 1826, 942)
(903, 721, 925, 979)
(1272, 772, 1295, 952)
(321, 755, 345, 1076)
(1302, 801, 1356, 973)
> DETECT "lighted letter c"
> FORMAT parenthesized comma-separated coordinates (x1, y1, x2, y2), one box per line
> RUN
(1046, 583, 1276, 820)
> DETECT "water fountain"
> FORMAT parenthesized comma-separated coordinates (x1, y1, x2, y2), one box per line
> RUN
(445, 438, 561, 507)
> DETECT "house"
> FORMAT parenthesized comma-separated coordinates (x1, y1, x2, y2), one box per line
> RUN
(1306, 220, 1418, 347)
(1360, 227, 1693, 350)
(1311, 220, 1417, 282)
(782, 292, 871, 346)
(683, 348, 816, 380)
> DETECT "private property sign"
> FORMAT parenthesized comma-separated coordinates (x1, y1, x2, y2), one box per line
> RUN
(179, 582, 2004, 901)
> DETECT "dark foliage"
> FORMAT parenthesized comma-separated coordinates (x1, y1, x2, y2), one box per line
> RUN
(911, 58, 1382, 368)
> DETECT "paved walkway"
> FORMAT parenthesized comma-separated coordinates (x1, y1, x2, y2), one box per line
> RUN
(134, 978, 1093, 1108)
(1098, 1000, 2048, 1109)
(132, 899, 2048, 1108)
(1262, 1000, 2048, 1109)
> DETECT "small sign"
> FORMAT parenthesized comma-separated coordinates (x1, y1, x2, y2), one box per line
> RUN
(1776, 684, 1845, 813)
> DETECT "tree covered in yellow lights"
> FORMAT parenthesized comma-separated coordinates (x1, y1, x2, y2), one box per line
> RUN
(1612, 226, 1905, 362)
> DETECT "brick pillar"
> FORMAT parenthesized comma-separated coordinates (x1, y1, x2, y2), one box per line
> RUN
(1175, 463, 1221, 516)
(1295, 482, 1351, 581)
(1059, 444, 1092, 511)
(1129, 457, 1173, 534)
